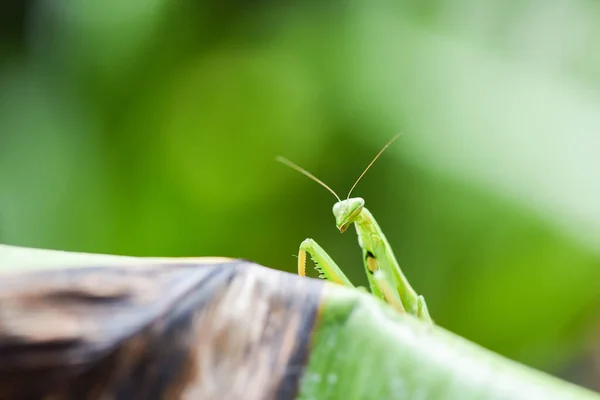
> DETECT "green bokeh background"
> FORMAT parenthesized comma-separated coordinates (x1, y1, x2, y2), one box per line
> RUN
(1, 0, 600, 386)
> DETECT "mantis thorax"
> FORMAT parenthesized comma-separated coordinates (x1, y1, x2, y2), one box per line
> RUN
(333, 197, 365, 233)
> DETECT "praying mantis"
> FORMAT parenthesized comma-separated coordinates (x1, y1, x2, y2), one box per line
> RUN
(277, 134, 432, 323)
(277, 138, 600, 400)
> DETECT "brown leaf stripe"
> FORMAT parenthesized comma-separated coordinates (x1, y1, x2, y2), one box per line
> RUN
(0, 260, 323, 400)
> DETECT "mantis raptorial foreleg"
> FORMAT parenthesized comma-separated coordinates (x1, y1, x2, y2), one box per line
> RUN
(278, 134, 433, 323)
(298, 238, 406, 313)
(298, 239, 354, 288)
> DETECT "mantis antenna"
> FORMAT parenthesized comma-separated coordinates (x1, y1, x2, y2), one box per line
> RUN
(346, 133, 402, 199)
(276, 156, 342, 202)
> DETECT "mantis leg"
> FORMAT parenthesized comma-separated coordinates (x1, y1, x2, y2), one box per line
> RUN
(299, 239, 409, 315)
(373, 270, 406, 313)
(417, 295, 433, 323)
(298, 239, 354, 287)
(372, 258, 431, 322)
(354, 209, 433, 323)
(372, 256, 431, 321)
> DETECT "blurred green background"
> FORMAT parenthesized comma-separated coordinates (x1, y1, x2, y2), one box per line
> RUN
(1, 0, 600, 389)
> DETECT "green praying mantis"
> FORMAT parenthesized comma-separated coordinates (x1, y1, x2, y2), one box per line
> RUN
(278, 139, 600, 400)
(277, 134, 432, 323)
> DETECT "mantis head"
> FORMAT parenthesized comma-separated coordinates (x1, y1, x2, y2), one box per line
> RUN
(333, 198, 365, 233)
(277, 133, 401, 232)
